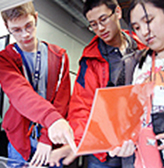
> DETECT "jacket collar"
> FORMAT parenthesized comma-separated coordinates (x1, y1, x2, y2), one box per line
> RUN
(5, 41, 66, 65)
(99, 31, 138, 57)
(81, 30, 138, 62)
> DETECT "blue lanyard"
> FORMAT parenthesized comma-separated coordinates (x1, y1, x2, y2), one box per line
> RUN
(14, 43, 42, 140)
(14, 43, 41, 91)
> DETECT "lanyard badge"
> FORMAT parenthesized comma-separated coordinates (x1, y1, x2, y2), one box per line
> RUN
(14, 42, 41, 91)
(14, 42, 42, 140)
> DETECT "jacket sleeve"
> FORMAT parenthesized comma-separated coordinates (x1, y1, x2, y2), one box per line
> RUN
(0, 51, 63, 129)
(39, 52, 71, 145)
(67, 58, 100, 146)
(52, 52, 71, 118)
(39, 128, 52, 145)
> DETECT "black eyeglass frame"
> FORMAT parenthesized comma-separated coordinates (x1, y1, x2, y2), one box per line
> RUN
(88, 7, 116, 31)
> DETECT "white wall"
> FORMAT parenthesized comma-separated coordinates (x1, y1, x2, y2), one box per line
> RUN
(33, 0, 94, 91)
(36, 16, 84, 92)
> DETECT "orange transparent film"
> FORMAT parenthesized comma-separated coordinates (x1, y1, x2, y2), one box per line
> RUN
(76, 83, 153, 155)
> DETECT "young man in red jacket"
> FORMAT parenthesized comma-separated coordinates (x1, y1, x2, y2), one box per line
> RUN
(49, 0, 146, 167)
(0, 1, 75, 167)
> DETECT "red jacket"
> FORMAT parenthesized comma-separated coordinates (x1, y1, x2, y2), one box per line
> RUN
(0, 42, 70, 160)
(68, 30, 145, 162)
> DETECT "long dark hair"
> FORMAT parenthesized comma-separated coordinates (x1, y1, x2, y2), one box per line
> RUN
(127, 0, 164, 26)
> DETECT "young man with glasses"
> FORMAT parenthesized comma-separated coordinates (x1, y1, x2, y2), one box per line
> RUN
(0, 1, 75, 167)
(49, 0, 146, 168)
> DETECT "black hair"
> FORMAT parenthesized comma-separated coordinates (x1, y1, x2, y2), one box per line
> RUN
(83, 0, 118, 18)
(127, 0, 164, 26)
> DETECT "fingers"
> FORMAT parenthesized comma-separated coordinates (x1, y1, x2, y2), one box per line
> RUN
(156, 133, 164, 140)
(49, 156, 60, 167)
(109, 147, 120, 157)
(30, 151, 47, 167)
(157, 143, 164, 150)
(44, 150, 50, 165)
(30, 142, 51, 167)
(48, 145, 76, 167)
(156, 134, 164, 150)
(37, 154, 45, 167)
(62, 153, 76, 166)
(65, 131, 77, 152)
(118, 140, 135, 157)
(30, 152, 37, 166)
(48, 119, 76, 148)
(109, 140, 135, 157)
(48, 146, 70, 167)
(50, 134, 67, 144)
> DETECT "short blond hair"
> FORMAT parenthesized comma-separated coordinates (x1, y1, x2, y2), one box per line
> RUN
(1, 1, 36, 25)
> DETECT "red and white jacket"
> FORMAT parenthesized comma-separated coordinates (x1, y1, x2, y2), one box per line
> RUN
(68, 30, 146, 162)
(0, 41, 70, 160)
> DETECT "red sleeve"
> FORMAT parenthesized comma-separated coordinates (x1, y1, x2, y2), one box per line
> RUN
(39, 128, 52, 145)
(0, 50, 63, 129)
(39, 53, 70, 145)
(52, 53, 71, 118)
(67, 58, 100, 146)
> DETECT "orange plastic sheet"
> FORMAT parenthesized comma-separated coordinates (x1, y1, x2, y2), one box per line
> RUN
(76, 83, 153, 155)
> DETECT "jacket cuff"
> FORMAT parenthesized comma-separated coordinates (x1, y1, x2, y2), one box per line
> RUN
(44, 112, 63, 128)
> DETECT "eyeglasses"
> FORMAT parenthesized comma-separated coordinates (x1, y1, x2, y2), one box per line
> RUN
(9, 21, 35, 36)
(88, 8, 115, 31)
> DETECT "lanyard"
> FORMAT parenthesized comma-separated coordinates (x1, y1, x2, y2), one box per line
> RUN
(14, 43, 42, 139)
(146, 51, 156, 124)
(14, 42, 41, 91)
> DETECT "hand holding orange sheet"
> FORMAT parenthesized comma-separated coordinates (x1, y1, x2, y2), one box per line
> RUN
(75, 83, 153, 155)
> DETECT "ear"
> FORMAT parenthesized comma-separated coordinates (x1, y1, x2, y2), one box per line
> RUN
(4, 22, 10, 33)
(4, 22, 8, 29)
(34, 12, 38, 26)
(115, 5, 122, 20)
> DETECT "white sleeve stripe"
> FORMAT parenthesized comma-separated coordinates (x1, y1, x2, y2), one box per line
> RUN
(55, 54, 65, 92)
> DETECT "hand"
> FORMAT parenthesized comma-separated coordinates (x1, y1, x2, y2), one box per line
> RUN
(62, 146, 77, 166)
(30, 142, 51, 167)
(108, 140, 135, 157)
(49, 145, 76, 167)
(48, 119, 77, 151)
(156, 133, 164, 150)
